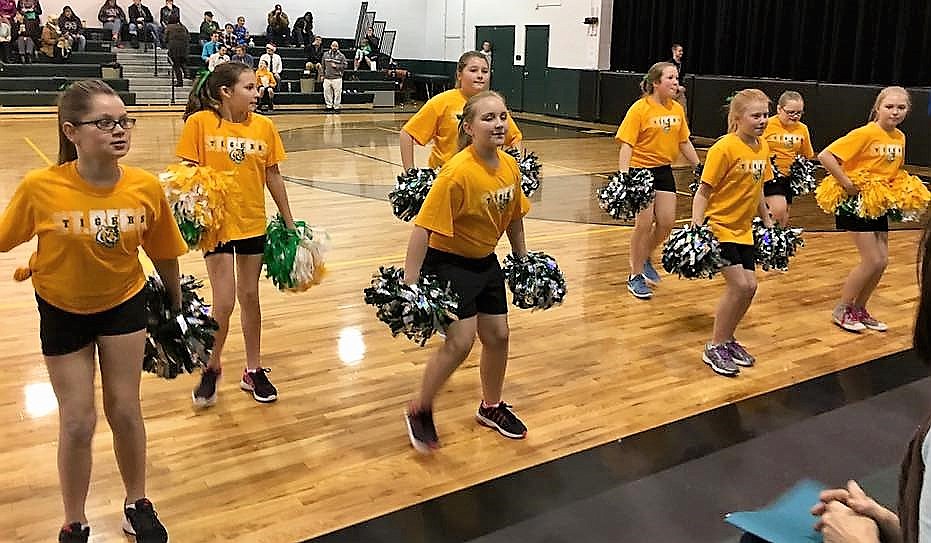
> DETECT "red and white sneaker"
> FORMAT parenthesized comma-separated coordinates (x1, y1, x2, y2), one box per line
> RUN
(856, 307, 888, 332)
(833, 304, 866, 332)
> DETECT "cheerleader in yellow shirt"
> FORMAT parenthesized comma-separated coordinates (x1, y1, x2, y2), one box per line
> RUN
(615, 61, 700, 299)
(818, 86, 911, 333)
(0, 81, 186, 542)
(402, 91, 531, 453)
(177, 62, 297, 406)
(400, 50, 522, 170)
(692, 89, 774, 377)
(762, 91, 815, 225)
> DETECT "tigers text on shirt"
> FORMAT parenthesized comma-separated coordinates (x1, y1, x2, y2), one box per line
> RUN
(763, 116, 815, 173)
(615, 96, 690, 168)
(825, 122, 905, 181)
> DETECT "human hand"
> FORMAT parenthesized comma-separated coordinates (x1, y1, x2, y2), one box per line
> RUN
(816, 500, 881, 543)
(841, 181, 859, 197)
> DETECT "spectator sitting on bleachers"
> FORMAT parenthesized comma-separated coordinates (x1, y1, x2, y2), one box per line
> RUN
(220, 22, 235, 48)
(97, 0, 126, 47)
(58, 6, 85, 51)
(206, 43, 227, 71)
(232, 15, 249, 45)
(0, 15, 11, 63)
(291, 11, 312, 48)
(16, 0, 41, 20)
(12, 11, 35, 62)
(265, 4, 288, 46)
(230, 43, 253, 66)
(156, 0, 176, 44)
(0, 0, 15, 22)
(354, 26, 378, 71)
(200, 30, 219, 63)
(128, 0, 159, 49)
(163, 13, 187, 86)
(304, 34, 324, 81)
(259, 42, 281, 84)
(198, 10, 217, 46)
(256, 58, 276, 111)
(38, 16, 65, 60)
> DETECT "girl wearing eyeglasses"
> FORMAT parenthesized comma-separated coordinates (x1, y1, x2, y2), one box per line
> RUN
(0, 80, 186, 543)
(762, 91, 815, 225)
(179, 61, 297, 407)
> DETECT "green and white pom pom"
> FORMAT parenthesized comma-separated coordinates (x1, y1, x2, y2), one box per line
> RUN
(661, 222, 724, 279)
(597, 169, 656, 220)
(504, 147, 543, 197)
(363, 266, 460, 346)
(752, 217, 804, 272)
(388, 168, 438, 221)
(264, 214, 329, 292)
(502, 251, 567, 310)
(144, 274, 219, 379)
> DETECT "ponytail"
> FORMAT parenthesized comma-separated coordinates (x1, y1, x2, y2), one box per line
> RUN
(183, 63, 254, 121)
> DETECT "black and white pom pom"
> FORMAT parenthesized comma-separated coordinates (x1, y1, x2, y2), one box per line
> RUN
(504, 147, 543, 197)
(143, 275, 219, 379)
(363, 266, 460, 346)
(787, 156, 818, 197)
(689, 163, 704, 195)
(597, 169, 655, 220)
(661, 223, 724, 279)
(752, 218, 804, 272)
(388, 168, 437, 222)
(502, 251, 567, 310)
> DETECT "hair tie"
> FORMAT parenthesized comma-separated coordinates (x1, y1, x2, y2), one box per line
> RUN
(193, 69, 211, 96)
(724, 91, 739, 105)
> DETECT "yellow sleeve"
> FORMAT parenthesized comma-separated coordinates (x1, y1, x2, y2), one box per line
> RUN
(265, 119, 286, 167)
(761, 142, 775, 183)
(615, 102, 642, 146)
(142, 184, 189, 259)
(800, 125, 815, 158)
(505, 115, 522, 147)
(176, 112, 205, 164)
(403, 97, 442, 146)
(701, 140, 729, 189)
(825, 126, 867, 163)
(0, 177, 36, 252)
(413, 170, 462, 237)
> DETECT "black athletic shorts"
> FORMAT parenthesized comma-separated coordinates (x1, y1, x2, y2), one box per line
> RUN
(36, 288, 148, 356)
(719, 242, 756, 271)
(835, 214, 889, 233)
(641, 164, 676, 193)
(205, 235, 267, 256)
(763, 176, 794, 204)
(422, 248, 508, 319)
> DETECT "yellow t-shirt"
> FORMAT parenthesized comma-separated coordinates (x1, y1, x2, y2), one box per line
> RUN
(825, 122, 905, 180)
(701, 133, 774, 244)
(176, 110, 286, 240)
(402, 89, 523, 169)
(763, 116, 815, 173)
(0, 162, 188, 314)
(615, 96, 690, 168)
(415, 147, 531, 258)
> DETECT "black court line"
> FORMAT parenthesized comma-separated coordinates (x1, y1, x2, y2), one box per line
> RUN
(305, 350, 929, 543)
(338, 147, 404, 168)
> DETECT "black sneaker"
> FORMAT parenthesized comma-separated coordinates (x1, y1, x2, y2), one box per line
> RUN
(59, 523, 89, 543)
(122, 498, 168, 543)
(405, 405, 439, 453)
(240, 368, 278, 403)
(476, 401, 527, 439)
(192, 367, 221, 407)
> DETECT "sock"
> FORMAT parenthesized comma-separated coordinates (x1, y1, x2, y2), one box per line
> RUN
(482, 400, 500, 409)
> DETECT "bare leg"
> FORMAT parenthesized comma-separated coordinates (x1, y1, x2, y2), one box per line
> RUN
(712, 266, 757, 344)
(204, 253, 236, 370)
(412, 317, 478, 409)
(476, 314, 509, 404)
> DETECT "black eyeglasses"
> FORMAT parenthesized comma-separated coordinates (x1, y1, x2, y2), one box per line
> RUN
(73, 117, 137, 131)
(782, 109, 804, 117)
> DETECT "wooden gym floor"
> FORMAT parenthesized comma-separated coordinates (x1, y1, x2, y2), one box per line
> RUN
(0, 111, 924, 542)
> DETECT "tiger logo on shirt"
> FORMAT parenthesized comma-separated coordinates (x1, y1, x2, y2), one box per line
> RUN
(766, 133, 803, 149)
(54, 208, 147, 248)
(870, 143, 903, 163)
(736, 159, 767, 182)
(649, 115, 681, 134)
(485, 186, 514, 211)
(204, 135, 268, 163)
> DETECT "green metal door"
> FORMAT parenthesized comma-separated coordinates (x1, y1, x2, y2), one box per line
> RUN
(475, 26, 522, 110)
(523, 25, 549, 114)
